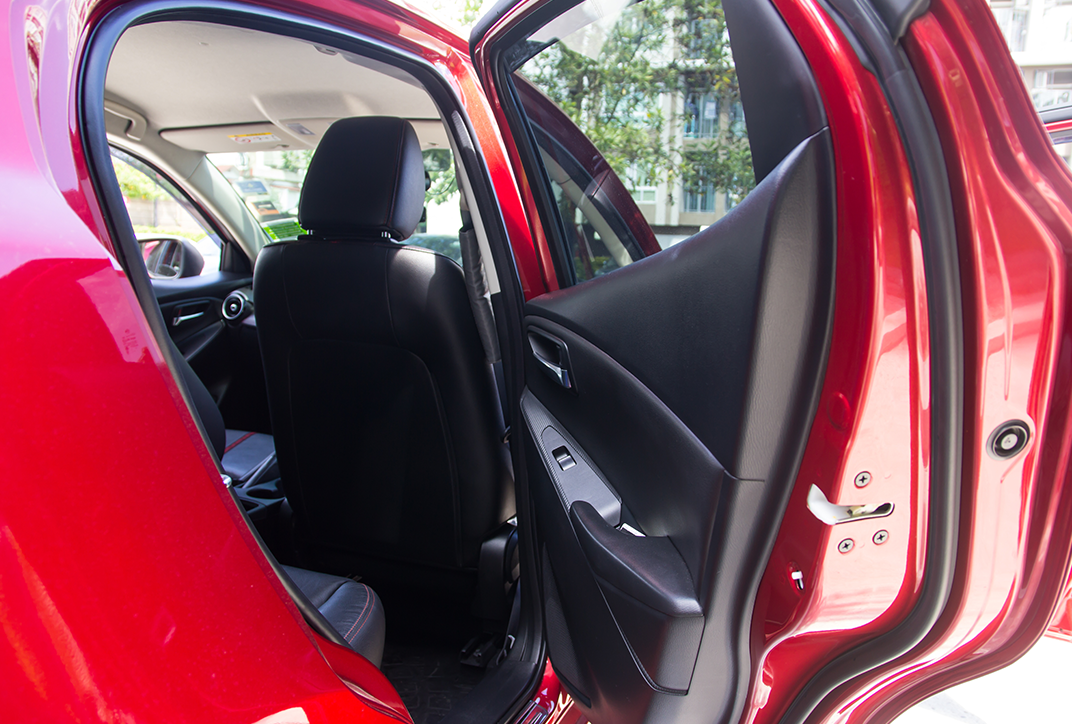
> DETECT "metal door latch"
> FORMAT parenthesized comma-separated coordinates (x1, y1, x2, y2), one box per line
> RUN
(807, 484, 894, 525)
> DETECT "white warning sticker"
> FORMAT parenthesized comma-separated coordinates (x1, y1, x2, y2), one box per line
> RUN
(228, 132, 281, 144)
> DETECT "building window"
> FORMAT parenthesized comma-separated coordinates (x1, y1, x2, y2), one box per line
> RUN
(625, 164, 658, 205)
(683, 182, 717, 213)
(1033, 68, 1072, 109)
(684, 94, 719, 139)
(633, 187, 658, 204)
(991, 2, 1029, 51)
(729, 101, 746, 137)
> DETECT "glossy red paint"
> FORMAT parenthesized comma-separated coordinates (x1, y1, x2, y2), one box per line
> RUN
(0, 249, 409, 721)
(471, 0, 565, 298)
(738, 0, 932, 720)
(515, 661, 563, 723)
(833, 0, 1072, 719)
(1047, 571, 1072, 642)
(6, 0, 1072, 720)
(1, 0, 522, 721)
(468, 0, 1072, 721)
(740, 0, 1072, 719)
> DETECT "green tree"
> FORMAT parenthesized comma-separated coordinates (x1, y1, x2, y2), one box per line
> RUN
(423, 149, 458, 206)
(278, 149, 314, 174)
(112, 157, 167, 201)
(519, 0, 754, 207)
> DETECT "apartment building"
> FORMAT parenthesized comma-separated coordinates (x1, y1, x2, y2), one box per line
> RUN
(992, 0, 1072, 162)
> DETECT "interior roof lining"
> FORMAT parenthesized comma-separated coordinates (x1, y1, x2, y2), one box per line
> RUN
(105, 19, 448, 151)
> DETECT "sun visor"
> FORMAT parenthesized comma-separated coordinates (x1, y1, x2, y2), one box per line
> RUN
(273, 118, 450, 150)
(162, 117, 450, 153)
(160, 123, 311, 153)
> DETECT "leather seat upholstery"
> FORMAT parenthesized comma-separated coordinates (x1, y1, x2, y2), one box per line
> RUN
(173, 346, 387, 666)
(280, 565, 385, 667)
(221, 430, 278, 484)
(254, 116, 514, 570)
(175, 356, 278, 484)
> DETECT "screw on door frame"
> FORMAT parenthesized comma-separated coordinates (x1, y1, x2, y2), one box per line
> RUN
(873, 530, 889, 545)
(837, 538, 855, 554)
(854, 471, 872, 488)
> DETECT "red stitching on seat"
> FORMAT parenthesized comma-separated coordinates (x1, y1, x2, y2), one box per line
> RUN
(224, 431, 256, 453)
(343, 586, 372, 642)
(347, 585, 377, 641)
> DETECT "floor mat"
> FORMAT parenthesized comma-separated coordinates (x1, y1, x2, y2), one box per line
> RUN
(381, 642, 486, 724)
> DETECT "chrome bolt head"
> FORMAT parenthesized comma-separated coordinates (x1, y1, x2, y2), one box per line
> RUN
(838, 538, 855, 554)
(854, 471, 872, 488)
(873, 530, 889, 545)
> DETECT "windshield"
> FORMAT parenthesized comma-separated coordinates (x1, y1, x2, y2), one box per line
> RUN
(207, 146, 464, 262)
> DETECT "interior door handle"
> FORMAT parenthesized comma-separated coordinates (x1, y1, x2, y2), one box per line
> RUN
(534, 353, 570, 388)
(172, 311, 204, 327)
(528, 329, 573, 389)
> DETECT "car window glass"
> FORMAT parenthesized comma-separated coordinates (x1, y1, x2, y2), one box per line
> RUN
(207, 146, 464, 264)
(110, 148, 223, 275)
(513, 0, 755, 284)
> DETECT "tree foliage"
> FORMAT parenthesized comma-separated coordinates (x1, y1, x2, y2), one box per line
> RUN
(278, 149, 314, 174)
(519, 0, 755, 207)
(112, 157, 168, 201)
(423, 149, 458, 206)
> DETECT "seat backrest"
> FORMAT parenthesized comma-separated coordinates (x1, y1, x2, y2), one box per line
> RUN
(253, 117, 513, 570)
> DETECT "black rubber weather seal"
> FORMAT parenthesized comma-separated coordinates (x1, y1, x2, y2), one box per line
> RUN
(778, 0, 963, 722)
(872, 0, 930, 40)
(79, 6, 544, 719)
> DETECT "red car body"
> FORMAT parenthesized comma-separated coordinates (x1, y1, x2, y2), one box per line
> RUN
(2, 0, 1071, 722)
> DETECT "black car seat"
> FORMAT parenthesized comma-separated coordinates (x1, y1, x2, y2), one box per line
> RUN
(175, 349, 386, 667)
(253, 116, 514, 573)
(178, 364, 275, 486)
(220, 429, 277, 486)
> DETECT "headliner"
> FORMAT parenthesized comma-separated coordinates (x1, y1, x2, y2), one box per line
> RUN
(105, 21, 448, 153)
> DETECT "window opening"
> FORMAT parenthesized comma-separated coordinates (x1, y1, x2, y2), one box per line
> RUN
(110, 147, 223, 276)
(207, 146, 463, 263)
(513, 0, 756, 283)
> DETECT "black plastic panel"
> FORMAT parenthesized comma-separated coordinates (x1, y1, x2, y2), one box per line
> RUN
(522, 130, 835, 724)
(151, 271, 252, 304)
(527, 131, 835, 484)
(871, 0, 929, 39)
(723, 0, 827, 182)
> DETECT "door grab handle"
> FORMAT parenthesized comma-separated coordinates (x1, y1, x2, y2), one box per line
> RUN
(534, 353, 571, 388)
(172, 311, 204, 327)
(528, 329, 573, 389)
(807, 484, 894, 525)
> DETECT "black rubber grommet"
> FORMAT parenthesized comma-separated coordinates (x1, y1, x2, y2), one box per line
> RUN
(987, 420, 1031, 460)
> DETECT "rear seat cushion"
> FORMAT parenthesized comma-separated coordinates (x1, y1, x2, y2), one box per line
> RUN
(221, 430, 278, 483)
(281, 565, 386, 667)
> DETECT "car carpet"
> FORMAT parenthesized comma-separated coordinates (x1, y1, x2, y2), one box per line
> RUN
(380, 641, 486, 724)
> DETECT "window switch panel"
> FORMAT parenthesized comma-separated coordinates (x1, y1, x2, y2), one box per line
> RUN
(552, 445, 576, 471)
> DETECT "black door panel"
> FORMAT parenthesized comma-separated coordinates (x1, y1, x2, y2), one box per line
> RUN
(159, 297, 222, 356)
(526, 132, 834, 483)
(151, 272, 271, 433)
(523, 320, 727, 586)
(521, 131, 835, 723)
(151, 271, 253, 305)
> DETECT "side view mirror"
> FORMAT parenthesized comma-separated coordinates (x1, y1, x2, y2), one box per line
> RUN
(139, 237, 204, 279)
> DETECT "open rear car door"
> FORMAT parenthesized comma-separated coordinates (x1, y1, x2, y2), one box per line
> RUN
(470, 0, 1072, 722)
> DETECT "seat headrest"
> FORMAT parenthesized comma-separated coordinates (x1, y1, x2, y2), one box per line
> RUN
(298, 117, 425, 240)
